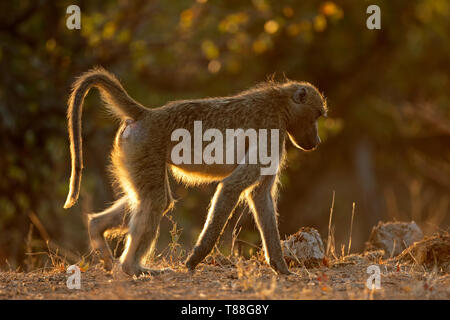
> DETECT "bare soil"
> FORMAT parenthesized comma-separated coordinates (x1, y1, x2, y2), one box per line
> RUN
(0, 255, 448, 300)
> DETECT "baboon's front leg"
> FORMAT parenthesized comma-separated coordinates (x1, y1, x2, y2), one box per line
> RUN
(186, 164, 261, 271)
(247, 178, 291, 275)
(88, 197, 128, 270)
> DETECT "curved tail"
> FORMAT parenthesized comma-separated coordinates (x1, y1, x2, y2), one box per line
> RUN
(64, 67, 147, 209)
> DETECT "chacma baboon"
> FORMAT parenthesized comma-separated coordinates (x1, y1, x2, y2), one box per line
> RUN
(64, 67, 327, 276)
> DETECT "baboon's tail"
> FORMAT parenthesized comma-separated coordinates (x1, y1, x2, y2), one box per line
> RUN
(64, 67, 147, 209)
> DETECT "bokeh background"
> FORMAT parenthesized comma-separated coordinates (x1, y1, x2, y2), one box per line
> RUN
(0, 0, 448, 269)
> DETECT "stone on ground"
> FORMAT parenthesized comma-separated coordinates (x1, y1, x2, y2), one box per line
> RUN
(366, 221, 423, 258)
(396, 232, 450, 272)
(282, 227, 325, 268)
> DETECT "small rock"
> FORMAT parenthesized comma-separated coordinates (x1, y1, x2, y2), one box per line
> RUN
(282, 227, 325, 268)
(366, 221, 423, 257)
(396, 232, 450, 272)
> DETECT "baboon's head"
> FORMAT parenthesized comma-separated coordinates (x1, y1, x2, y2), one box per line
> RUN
(283, 82, 327, 151)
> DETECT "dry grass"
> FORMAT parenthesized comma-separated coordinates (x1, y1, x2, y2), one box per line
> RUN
(1, 223, 449, 299)
(1, 197, 448, 300)
(396, 232, 450, 273)
(0, 251, 448, 300)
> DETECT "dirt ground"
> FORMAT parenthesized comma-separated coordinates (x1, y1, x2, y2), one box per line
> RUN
(0, 254, 448, 300)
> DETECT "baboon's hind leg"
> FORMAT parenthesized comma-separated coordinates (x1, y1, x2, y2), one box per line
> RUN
(120, 168, 174, 276)
(88, 197, 128, 270)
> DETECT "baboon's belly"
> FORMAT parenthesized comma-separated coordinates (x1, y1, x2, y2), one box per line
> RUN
(169, 163, 237, 184)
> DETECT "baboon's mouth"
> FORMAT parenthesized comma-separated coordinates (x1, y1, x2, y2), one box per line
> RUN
(299, 142, 318, 151)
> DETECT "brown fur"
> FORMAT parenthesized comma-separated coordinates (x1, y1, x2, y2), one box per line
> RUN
(64, 67, 327, 276)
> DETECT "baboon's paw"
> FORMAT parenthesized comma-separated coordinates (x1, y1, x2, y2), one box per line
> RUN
(268, 266, 293, 276)
(269, 260, 292, 276)
(120, 263, 174, 277)
(186, 265, 196, 274)
(185, 255, 202, 272)
(101, 257, 114, 271)
(277, 269, 294, 276)
(140, 267, 174, 276)
(90, 246, 114, 271)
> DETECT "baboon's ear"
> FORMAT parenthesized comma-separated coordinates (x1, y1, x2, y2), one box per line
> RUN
(292, 87, 307, 104)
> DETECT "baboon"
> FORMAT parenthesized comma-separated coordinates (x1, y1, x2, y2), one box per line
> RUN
(64, 67, 327, 276)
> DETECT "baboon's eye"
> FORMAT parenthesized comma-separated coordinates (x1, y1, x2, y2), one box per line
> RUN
(292, 87, 307, 104)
